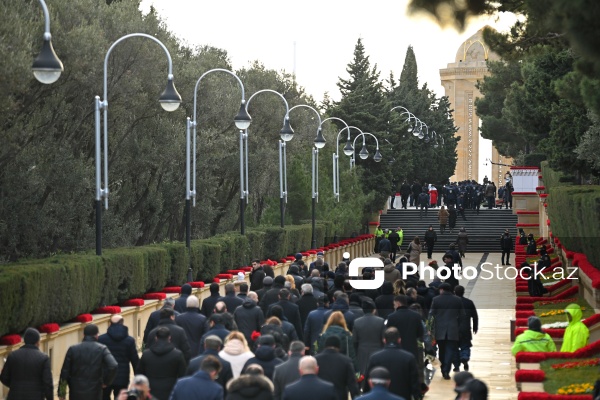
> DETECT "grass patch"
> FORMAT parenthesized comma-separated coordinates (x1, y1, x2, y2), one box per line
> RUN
(541, 358, 600, 394)
(533, 297, 594, 324)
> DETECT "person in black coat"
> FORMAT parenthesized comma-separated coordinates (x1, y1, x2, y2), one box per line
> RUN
(0, 328, 53, 400)
(219, 283, 245, 314)
(272, 341, 305, 400)
(98, 315, 140, 400)
(304, 296, 330, 354)
(363, 327, 420, 400)
(259, 276, 286, 314)
(375, 282, 395, 319)
(453, 285, 479, 372)
(429, 283, 465, 380)
(282, 356, 337, 400)
(200, 314, 232, 351)
(226, 364, 274, 400)
(315, 336, 359, 400)
(186, 335, 233, 395)
(174, 283, 193, 314)
(267, 288, 303, 341)
(59, 324, 118, 400)
(175, 295, 207, 357)
(143, 298, 179, 344)
(250, 259, 266, 292)
(424, 226, 438, 259)
(201, 283, 222, 318)
(137, 327, 186, 400)
(241, 335, 283, 380)
(146, 308, 192, 363)
(384, 295, 424, 363)
(255, 277, 273, 301)
(234, 292, 265, 346)
(169, 355, 223, 400)
(296, 284, 319, 328)
(500, 229, 513, 266)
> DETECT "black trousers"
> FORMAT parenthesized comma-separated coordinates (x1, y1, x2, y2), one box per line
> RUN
(502, 249, 511, 264)
(401, 195, 408, 209)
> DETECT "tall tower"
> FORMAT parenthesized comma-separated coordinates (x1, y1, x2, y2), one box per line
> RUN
(440, 27, 500, 182)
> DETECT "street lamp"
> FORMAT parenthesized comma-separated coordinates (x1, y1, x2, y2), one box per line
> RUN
(350, 132, 382, 168)
(244, 89, 294, 229)
(32, 0, 63, 84)
(94, 33, 182, 256)
(318, 117, 350, 202)
(288, 104, 324, 249)
(186, 69, 249, 261)
(390, 106, 420, 137)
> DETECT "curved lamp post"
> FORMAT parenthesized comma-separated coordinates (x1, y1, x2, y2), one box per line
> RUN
(319, 117, 350, 202)
(186, 68, 250, 257)
(351, 132, 382, 167)
(288, 104, 323, 249)
(244, 89, 294, 229)
(32, 0, 63, 84)
(94, 33, 182, 255)
(390, 106, 422, 137)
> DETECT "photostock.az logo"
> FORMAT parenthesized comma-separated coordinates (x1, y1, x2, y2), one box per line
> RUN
(348, 258, 385, 290)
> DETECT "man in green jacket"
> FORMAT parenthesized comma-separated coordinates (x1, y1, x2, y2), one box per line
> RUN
(561, 303, 589, 352)
(395, 227, 404, 250)
(511, 316, 556, 356)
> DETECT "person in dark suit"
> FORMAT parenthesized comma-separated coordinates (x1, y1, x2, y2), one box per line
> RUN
(250, 259, 266, 292)
(0, 328, 53, 400)
(315, 335, 359, 400)
(200, 314, 231, 351)
(200, 283, 222, 318)
(453, 285, 478, 372)
(143, 298, 179, 344)
(146, 308, 192, 363)
(218, 283, 244, 314)
(304, 296, 330, 354)
(186, 335, 233, 394)
(430, 283, 465, 379)
(259, 276, 287, 314)
(268, 288, 303, 341)
(282, 356, 337, 400)
(175, 295, 207, 357)
(352, 300, 385, 375)
(356, 367, 405, 400)
(296, 284, 319, 329)
(272, 341, 305, 400)
(363, 327, 420, 400)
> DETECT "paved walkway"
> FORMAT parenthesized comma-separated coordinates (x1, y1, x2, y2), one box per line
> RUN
(418, 251, 519, 400)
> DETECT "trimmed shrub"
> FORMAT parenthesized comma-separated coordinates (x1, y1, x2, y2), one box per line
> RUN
(101, 248, 148, 305)
(160, 242, 189, 286)
(196, 241, 221, 282)
(246, 229, 266, 260)
(263, 227, 287, 260)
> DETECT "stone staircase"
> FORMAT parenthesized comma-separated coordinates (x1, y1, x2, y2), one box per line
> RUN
(379, 208, 518, 253)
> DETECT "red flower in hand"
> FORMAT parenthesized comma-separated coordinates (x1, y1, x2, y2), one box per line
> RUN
(251, 331, 261, 341)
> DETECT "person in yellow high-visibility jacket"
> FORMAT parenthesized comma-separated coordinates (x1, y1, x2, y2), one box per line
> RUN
(396, 227, 404, 250)
(374, 225, 384, 253)
(561, 303, 589, 352)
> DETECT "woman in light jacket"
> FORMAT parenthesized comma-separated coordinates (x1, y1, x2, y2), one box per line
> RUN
(408, 236, 422, 266)
(219, 331, 255, 378)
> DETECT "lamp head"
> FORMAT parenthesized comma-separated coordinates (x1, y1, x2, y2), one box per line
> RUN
(424, 135, 430, 143)
(314, 128, 326, 149)
(407, 125, 413, 133)
(343, 140, 354, 156)
(234, 102, 251, 130)
(32, 38, 63, 84)
(359, 145, 368, 160)
(418, 131, 425, 140)
(373, 149, 382, 162)
(159, 78, 182, 112)
(280, 117, 294, 142)
(412, 128, 420, 137)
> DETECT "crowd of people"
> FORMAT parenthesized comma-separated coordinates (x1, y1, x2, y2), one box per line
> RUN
(390, 175, 514, 215)
(1, 250, 490, 400)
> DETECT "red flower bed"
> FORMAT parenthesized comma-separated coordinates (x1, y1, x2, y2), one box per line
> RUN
(227, 269, 246, 274)
(516, 286, 579, 304)
(162, 287, 181, 293)
(72, 314, 93, 323)
(573, 253, 600, 289)
(0, 334, 22, 346)
(143, 292, 167, 300)
(517, 311, 536, 319)
(516, 369, 545, 382)
(122, 299, 145, 307)
(216, 274, 233, 280)
(190, 281, 205, 288)
(518, 393, 592, 400)
(551, 359, 600, 369)
(39, 323, 59, 334)
(92, 306, 121, 314)
(279, 258, 288, 263)
(212, 278, 221, 283)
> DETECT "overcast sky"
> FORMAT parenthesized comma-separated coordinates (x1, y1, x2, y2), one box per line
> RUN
(139, 0, 518, 180)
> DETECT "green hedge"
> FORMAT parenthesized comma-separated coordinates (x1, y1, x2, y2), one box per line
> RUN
(547, 185, 600, 268)
(0, 223, 337, 336)
(541, 161, 574, 190)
